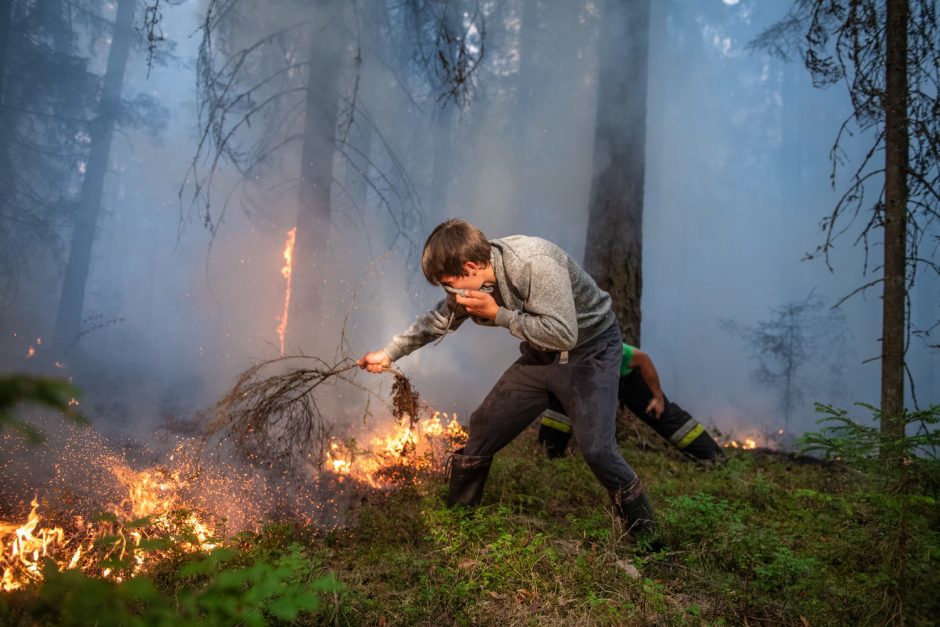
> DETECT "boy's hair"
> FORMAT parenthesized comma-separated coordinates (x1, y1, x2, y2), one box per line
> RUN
(421, 219, 491, 284)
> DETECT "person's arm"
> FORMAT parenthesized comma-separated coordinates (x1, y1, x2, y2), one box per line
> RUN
(493, 257, 578, 351)
(359, 298, 469, 372)
(628, 349, 666, 418)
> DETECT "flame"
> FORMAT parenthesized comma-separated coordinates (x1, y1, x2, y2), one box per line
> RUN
(1, 457, 217, 591)
(276, 227, 297, 355)
(325, 412, 467, 489)
(25, 346, 35, 359)
(723, 437, 759, 450)
(0, 498, 64, 590)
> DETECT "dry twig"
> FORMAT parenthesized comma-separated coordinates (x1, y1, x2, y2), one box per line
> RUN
(199, 355, 422, 472)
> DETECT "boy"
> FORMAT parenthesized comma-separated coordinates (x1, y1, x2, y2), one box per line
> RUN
(358, 219, 655, 535)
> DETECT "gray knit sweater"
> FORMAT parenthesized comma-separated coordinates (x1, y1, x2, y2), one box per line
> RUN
(382, 236, 616, 361)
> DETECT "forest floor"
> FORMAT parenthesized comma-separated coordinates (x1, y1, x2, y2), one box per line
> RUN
(2, 412, 938, 626)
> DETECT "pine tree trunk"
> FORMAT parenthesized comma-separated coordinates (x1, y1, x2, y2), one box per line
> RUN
(0, 0, 11, 109)
(289, 0, 345, 345)
(583, 0, 650, 346)
(344, 107, 373, 213)
(429, 104, 454, 222)
(509, 0, 540, 221)
(0, 0, 13, 224)
(344, 9, 380, 213)
(881, 0, 909, 435)
(51, 0, 136, 355)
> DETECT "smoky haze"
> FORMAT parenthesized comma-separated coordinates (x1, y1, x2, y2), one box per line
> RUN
(0, 0, 936, 452)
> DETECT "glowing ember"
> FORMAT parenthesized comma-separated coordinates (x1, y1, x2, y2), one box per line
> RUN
(276, 227, 297, 355)
(25, 346, 35, 359)
(325, 412, 467, 489)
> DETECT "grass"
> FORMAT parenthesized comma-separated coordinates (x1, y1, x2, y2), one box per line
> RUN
(3, 413, 938, 626)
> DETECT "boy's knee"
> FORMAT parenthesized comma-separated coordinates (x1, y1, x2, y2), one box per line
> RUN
(580, 442, 615, 469)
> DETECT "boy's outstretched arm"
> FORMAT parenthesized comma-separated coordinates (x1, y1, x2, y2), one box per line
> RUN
(358, 297, 469, 373)
(629, 349, 666, 418)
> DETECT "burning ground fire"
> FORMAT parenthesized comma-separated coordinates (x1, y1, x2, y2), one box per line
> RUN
(721, 428, 787, 450)
(1, 450, 217, 591)
(325, 411, 467, 489)
(1, 409, 466, 592)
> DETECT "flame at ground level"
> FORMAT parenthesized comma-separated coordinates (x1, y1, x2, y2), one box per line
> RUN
(1, 409, 467, 591)
(326, 412, 467, 489)
(1, 452, 217, 592)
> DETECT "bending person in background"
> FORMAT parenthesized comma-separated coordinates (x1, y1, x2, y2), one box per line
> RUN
(538, 344, 724, 462)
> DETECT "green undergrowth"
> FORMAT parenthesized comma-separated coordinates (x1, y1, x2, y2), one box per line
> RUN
(313, 421, 938, 626)
(2, 408, 938, 626)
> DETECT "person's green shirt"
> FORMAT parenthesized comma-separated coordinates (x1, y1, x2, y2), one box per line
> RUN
(621, 343, 635, 377)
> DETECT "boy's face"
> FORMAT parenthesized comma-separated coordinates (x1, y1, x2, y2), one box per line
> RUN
(437, 261, 488, 292)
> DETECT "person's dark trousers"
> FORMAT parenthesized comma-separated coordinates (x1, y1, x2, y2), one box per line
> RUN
(457, 323, 642, 502)
(617, 371, 724, 460)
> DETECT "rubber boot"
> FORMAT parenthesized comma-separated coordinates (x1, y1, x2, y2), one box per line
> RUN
(537, 408, 573, 458)
(445, 448, 493, 507)
(609, 478, 656, 537)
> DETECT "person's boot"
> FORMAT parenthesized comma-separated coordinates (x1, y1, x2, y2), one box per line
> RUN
(537, 409, 573, 458)
(445, 448, 493, 507)
(609, 478, 657, 537)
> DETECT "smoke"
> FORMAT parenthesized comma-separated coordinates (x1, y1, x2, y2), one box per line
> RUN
(1, 0, 936, 473)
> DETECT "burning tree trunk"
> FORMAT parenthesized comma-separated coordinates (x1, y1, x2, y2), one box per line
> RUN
(288, 0, 347, 345)
(51, 0, 136, 356)
(583, 0, 650, 346)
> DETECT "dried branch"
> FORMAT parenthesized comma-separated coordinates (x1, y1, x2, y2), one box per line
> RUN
(199, 355, 422, 472)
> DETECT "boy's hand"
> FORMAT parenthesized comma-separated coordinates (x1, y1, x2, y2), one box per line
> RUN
(358, 350, 391, 373)
(455, 290, 499, 321)
(646, 394, 665, 419)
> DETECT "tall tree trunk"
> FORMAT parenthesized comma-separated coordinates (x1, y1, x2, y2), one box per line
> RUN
(343, 9, 379, 214)
(289, 0, 345, 346)
(509, 0, 540, 221)
(583, 0, 650, 346)
(428, 103, 455, 222)
(0, 0, 13, 224)
(0, 0, 12, 109)
(51, 0, 136, 355)
(344, 108, 373, 213)
(881, 0, 909, 434)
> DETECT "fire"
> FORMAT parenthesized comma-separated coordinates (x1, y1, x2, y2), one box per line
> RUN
(0, 498, 65, 590)
(276, 227, 297, 355)
(325, 412, 467, 489)
(723, 437, 759, 450)
(1, 456, 217, 591)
